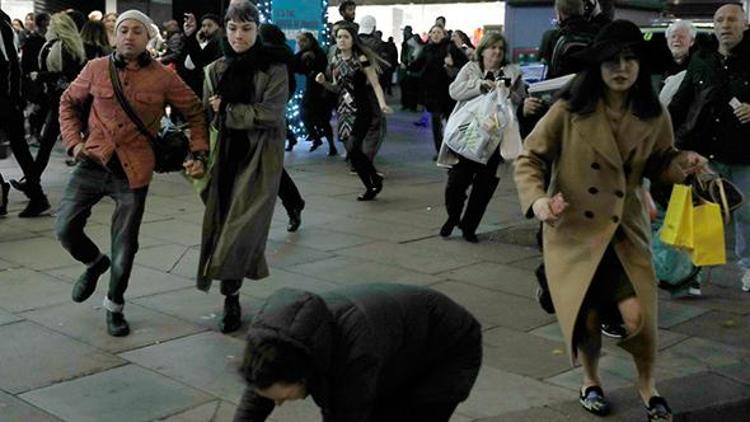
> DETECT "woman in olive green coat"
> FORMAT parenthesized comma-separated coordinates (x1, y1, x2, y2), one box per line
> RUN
(197, 2, 288, 333)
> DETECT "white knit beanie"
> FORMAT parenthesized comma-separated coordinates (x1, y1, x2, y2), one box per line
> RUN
(115, 10, 156, 39)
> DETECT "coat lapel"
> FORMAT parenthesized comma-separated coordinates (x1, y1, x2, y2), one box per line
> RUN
(572, 101, 622, 168)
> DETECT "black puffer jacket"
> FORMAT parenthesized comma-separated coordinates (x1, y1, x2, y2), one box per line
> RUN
(234, 283, 482, 422)
(669, 30, 750, 164)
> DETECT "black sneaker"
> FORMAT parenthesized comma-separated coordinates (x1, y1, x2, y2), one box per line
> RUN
(601, 322, 627, 339)
(18, 195, 51, 218)
(72, 256, 111, 303)
(106, 311, 130, 337)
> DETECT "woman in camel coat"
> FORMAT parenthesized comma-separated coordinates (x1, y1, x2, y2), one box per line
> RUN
(514, 21, 707, 422)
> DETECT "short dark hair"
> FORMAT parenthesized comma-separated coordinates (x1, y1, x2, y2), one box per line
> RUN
(240, 339, 311, 389)
(558, 46, 661, 119)
(436, 16, 446, 24)
(200, 13, 222, 27)
(339, 1, 356, 15)
(35, 12, 50, 28)
(225, 1, 260, 25)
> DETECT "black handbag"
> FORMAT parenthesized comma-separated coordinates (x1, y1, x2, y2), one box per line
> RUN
(108, 58, 189, 173)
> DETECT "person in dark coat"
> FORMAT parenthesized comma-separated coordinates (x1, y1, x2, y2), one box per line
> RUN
(0, 8, 22, 216)
(409, 24, 466, 157)
(234, 283, 482, 422)
(181, 12, 223, 97)
(294, 31, 336, 155)
(669, 4, 750, 293)
(198, 2, 289, 333)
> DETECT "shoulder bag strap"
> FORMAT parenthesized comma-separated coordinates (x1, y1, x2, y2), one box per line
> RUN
(108, 57, 157, 144)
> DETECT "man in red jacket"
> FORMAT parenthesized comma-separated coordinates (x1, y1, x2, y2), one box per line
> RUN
(57, 9, 208, 337)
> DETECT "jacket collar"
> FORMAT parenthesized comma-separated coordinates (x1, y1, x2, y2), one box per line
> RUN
(572, 99, 653, 169)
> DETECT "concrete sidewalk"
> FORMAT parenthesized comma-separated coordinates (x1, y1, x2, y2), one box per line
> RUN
(1, 109, 748, 422)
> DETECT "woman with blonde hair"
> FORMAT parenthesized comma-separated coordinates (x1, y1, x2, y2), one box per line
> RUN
(316, 23, 392, 200)
(11, 11, 85, 217)
(102, 12, 117, 47)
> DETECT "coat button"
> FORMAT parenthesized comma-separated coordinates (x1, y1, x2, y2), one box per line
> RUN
(591, 162, 601, 170)
(585, 211, 595, 219)
(588, 187, 598, 194)
(612, 216, 620, 223)
(615, 190, 624, 198)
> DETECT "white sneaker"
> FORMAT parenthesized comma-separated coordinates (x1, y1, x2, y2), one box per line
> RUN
(742, 270, 750, 292)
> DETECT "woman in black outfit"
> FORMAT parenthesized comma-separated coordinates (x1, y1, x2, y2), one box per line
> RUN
(294, 31, 336, 156)
(11, 12, 85, 217)
(316, 24, 392, 201)
(409, 25, 467, 158)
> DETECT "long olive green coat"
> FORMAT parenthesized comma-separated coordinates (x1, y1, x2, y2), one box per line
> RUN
(514, 99, 685, 363)
(196, 60, 288, 291)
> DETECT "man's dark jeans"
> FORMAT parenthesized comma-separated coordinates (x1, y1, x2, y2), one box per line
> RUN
(55, 160, 148, 304)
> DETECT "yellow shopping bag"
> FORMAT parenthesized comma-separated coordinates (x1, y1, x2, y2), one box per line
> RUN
(690, 202, 726, 266)
(660, 184, 694, 249)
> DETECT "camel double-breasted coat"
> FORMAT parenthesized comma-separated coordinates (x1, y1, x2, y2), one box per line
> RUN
(514, 99, 685, 363)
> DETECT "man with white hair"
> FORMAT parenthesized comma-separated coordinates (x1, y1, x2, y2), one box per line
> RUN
(57, 10, 209, 336)
(670, 3, 750, 292)
(658, 20, 697, 105)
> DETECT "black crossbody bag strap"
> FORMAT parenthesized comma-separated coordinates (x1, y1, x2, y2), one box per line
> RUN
(108, 57, 157, 145)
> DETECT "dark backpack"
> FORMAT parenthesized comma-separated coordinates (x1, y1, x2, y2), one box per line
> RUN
(548, 30, 595, 79)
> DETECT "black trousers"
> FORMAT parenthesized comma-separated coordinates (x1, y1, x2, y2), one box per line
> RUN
(278, 168, 304, 213)
(3, 105, 37, 194)
(431, 111, 447, 153)
(445, 151, 501, 235)
(55, 161, 148, 304)
(301, 103, 334, 147)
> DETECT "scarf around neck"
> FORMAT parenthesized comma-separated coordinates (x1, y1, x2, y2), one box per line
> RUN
(216, 39, 288, 104)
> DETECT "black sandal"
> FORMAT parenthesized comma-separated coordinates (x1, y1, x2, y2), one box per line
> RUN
(579, 385, 610, 416)
(645, 396, 672, 421)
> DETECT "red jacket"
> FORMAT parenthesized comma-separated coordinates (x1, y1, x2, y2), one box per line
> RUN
(59, 56, 208, 189)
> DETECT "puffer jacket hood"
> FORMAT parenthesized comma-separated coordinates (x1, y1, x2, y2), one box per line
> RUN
(245, 288, 335, 391)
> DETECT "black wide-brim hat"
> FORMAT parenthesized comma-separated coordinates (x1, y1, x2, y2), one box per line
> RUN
(572, 19, 645, 64)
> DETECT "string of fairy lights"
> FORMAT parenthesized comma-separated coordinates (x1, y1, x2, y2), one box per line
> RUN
(257, 0, 331, 144)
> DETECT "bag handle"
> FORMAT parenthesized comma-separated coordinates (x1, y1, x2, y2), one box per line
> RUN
(694, 174, 731, 224)
(108, 56, 157, 146)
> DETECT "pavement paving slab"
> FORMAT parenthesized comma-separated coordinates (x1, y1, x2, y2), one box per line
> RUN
(268, 226, 376, 252)
(438, 261, 539, 300)
(266, 239, 335, 268)
(670, 310, 750, 349)
(0, 389, 60, 421)
(0, 268, 78, 312)
(0, 306, 22, 326)
(0, 237, 78, 270)
(286, 255, 444, 287)
(454, 365, 571, 419)
(336, 240, 482, 274)
(46, 263, 194, 300)
(119, 331, 247, 403)
(19, 365, 213, 422)
(0, 321, 124, 394)
(20, 301, 205, 353)
(481, 326, 569, 379)
(132, 288, 264, 331)
(432, 281, 555, 331)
